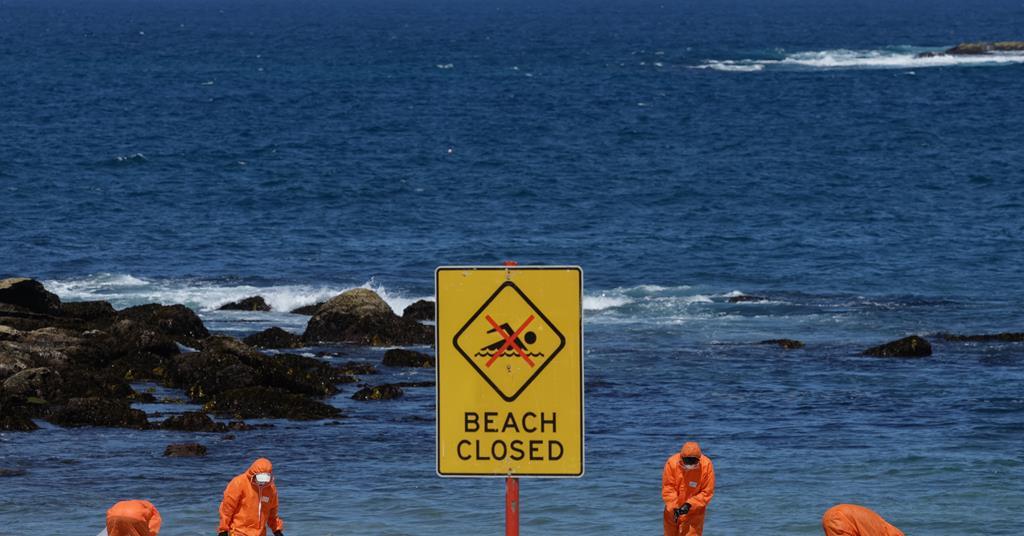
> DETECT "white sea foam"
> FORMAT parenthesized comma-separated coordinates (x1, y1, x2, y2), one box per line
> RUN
(583, 294, 632, 311)
(695, 47, 1024, 72)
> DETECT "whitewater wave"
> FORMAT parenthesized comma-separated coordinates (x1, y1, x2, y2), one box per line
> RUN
(695, 47, 1024, 72)
(42, 273, 430, 316)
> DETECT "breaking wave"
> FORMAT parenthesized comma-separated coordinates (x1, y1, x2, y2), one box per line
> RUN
(695, 47, 1024, 72)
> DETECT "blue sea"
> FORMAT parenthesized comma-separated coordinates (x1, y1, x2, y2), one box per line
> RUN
(2, 0, 1024, 534)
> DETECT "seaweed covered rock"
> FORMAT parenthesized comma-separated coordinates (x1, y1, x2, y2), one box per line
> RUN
(60, 300, 117, 323)
(382, 348, 435, 368)
(203, 387, 341, 420)
(47, 397, 148, 428)
(863, 335, 932, 358)
(402, 300, 435, 321)
(728, 294, 768, 303)
(303, 289, 432, 346)
(352, 384, 404, 401)
(938, 332, 1024, 343)
(243, 327, 303, 349)
(218, 296, 271, 311)
(290, 302, 324, 315)
(758, 339, 805, 349)
(160, 411, 231, 432)
(164, 443, 207, 457)
(0, 278, 61, 315)
(118, 304, 210, 344)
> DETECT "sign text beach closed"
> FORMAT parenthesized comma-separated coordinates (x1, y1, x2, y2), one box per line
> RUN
(436, 266, 583, 477)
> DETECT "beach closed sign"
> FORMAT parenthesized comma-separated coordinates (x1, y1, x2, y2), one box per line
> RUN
(436, 266, 583, 477)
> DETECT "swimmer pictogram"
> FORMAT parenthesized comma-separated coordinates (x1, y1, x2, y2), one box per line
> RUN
(453, 281, 566, 402)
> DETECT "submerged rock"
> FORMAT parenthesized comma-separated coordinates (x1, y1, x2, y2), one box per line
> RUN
(243, 327, 303, 349)
(382, 348, 435, 368)
(728, 294, 768, 303)
(218, 296, 271, 312)
(918, 41, 1024, 58)
(402, 300, 435, 321)
(303, 289, 432, 346)
(938, 332, 1024, 343)
(758, 339, 805, 349)
(164, 443, 207, 457)
(47, 397, 149, 428)
(352, 384, 404, 401)
(0, 278, 61, 315)
(160, 411, 235, 433)
(0, 468, 28, 477)
(863, 335, 932, 358)
(203, 387, 342, 420)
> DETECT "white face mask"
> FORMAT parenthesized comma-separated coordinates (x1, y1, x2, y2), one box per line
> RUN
(683, 463, 699, 470)
(254, 472, 272, 485)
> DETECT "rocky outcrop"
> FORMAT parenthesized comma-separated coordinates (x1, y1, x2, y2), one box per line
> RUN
(863, 335, 932, 358)
(0, 278, 61, 315)
(243, 327, 303, 349)
(352, 384, 404, 401)
(938, 332, 1024, 342)
(61, 300, 117, 322)
(47, 397, 149, 428)
(218, 296, 271, 312)
(290, 302, 325, 315)
(382, 348, 435, 368)
(203, 387, 342, 420)
(118, 304, 210, 344)
(164, 443, 207, 457)
(918, 41, 1024, 57)
(758, 339, 805, 349)
(728, 294, 768, 303)
(303, 289, 432, 346)
(161, 411, 226, 432)
(402, 300, 435, 321)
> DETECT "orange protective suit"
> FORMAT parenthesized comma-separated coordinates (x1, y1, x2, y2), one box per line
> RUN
(822, 504, 904, 536)
(218, 458, 284, 536)
(106, 499, 162, 536)
(662, 441, 715, 536)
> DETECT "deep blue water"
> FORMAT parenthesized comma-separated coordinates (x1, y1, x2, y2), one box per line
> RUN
(2, 0, 1024, 534)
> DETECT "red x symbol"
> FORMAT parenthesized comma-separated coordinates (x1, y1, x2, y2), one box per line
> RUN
(484, 314, 535, 368)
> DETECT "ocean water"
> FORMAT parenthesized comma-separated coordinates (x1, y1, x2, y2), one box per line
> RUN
(2, 0, 1024, 534)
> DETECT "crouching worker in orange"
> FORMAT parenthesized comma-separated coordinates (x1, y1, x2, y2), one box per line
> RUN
(218, 458, 284, 536)
(106, 499, 162, 536)
(822, 504, 904, 536)
(662, 441, 715, 536)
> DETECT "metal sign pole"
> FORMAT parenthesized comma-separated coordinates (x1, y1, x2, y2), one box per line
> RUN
(506, 476, 519, 536)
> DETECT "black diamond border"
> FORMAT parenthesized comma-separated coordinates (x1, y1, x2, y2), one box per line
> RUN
(452, 280, 566, 402)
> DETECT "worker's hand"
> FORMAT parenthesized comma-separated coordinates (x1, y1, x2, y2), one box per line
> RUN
(273, 531, 284, 536)
(679, 503, 691, 515)
(218, 532, 229, 536)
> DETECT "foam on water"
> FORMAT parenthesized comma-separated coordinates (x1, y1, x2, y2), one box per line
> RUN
(696, 47, 1024, 72)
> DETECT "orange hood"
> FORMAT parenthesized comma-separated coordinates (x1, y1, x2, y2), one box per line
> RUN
(681, 442, 702, 459)
(246, 458, 273, 479)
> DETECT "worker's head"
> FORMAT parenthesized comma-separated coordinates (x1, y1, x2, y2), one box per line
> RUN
(680, 441, 702, 469)
(247, 458, 274, 487)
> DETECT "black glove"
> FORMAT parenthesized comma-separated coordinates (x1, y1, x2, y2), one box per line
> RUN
(273, 531, 284, 536)
(673, 503, 691, 522)
(218, 532, 229, 536)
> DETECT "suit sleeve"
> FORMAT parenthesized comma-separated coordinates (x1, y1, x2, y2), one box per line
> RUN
(687, 460, 715, 512)
(267, 486, 284, 532)
(218, 479, 240, 533)
(662, 459, 680, 510)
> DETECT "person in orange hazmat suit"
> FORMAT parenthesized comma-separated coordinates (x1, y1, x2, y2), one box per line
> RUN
(822, 504, 904, 536)
(106, 499, 162, 536)
(217, 458, 284, 536)
(662, 441, 715, 536)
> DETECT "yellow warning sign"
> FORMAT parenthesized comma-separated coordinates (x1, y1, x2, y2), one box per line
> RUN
(436, 266, 583, 477)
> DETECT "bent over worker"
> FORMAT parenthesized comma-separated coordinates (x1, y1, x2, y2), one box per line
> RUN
(218, 458, 284, 536)
(662, 441, 715, 536)
(822, 504, 904, 536)
(106, 499, 162, 536)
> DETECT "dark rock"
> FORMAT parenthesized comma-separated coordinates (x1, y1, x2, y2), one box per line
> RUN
(336, 361, 376, 377)
(303, 289, 432, 346)
(728, 294, 768, 303)
(2, 367, 62, 399)
(243, 327, 303, 349)
(938, 332, 1024, 343)
(218, 296, 271, 312)
(61, 301, 117, 322)
(290, 302, 324, 315)
(758, 339, 805, 349)
(402, 300, 435, 321)
(164, 443, 207, 457)
(863, 335, 932, 358)
(47, 397, 149, 428)
(918, 41, 1024, 58)
(352, 384, 404, 401)
(0, 406, 38, 431)
(0, 278, 61, 315)
(0, 325, 22, 341)
(203, 387, 342, 420)
(383, 348, 435, 368)
(118, 304, 210, 344)
(0, 468, 28, 477)
(160, 411, 229, 432)
(393, 381, 436, 388)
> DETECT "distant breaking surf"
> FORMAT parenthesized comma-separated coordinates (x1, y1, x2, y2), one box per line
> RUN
(694, 46, 1024, 72)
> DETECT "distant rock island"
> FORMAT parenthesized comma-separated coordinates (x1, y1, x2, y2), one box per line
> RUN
(918, 41, 1024, 58)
